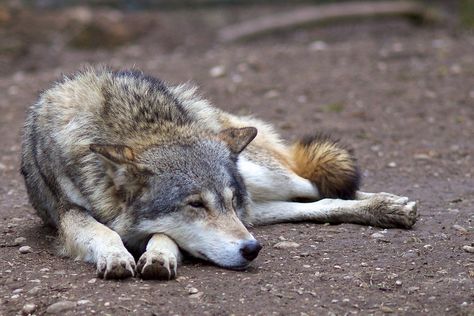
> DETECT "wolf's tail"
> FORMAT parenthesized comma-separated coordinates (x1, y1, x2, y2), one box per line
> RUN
(290, 134, 360, 199)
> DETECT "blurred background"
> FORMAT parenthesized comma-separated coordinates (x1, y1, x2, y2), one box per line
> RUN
(0, 0, 472, 76)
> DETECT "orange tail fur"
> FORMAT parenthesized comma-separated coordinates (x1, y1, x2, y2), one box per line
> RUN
(290, 134, 360, 199)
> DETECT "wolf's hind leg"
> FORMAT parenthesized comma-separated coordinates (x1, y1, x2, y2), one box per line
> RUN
(59, 208, 136, 279)
(137, 234, 181, 280)
(356, 191, 409, 203)
(249, 193, 417, 229)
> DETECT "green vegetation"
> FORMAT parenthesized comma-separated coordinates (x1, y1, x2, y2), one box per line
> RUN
(461, 0, 474, 28)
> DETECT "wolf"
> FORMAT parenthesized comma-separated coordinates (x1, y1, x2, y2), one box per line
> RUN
(21, 67, 417, 280)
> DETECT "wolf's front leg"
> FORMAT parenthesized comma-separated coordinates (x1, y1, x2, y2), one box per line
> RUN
(59, 208, 136, 279)
(137, 234, 181, 280)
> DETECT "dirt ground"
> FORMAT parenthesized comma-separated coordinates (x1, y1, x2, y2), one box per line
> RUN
(0, 4, 473, 316)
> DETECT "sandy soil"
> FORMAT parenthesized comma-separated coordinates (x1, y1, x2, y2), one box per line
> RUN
(0, 5, 473, 316)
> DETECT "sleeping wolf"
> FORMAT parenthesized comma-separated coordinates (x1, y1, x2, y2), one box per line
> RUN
(21, 67, 417, 280)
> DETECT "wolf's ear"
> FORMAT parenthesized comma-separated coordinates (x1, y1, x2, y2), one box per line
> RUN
(218, 127, 257, 154)
(89, 144, 136, 164)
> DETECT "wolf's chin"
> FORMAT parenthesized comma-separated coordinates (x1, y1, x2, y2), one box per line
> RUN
(197, 251, 250, 270)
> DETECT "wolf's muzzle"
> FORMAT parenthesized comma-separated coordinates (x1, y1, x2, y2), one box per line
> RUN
(239, 240, 262, 261)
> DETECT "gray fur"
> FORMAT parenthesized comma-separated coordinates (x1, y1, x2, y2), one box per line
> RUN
(21, 67, 251, 255)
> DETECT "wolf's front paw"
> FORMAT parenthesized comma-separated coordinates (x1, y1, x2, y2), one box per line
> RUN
(137, 250, 177, 280)
(366, 194, 418, 229)
(97, 250, 136, 279)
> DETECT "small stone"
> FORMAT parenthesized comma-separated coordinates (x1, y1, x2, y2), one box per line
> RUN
(309, 41, 328, 51)
(104, 302, 110, 307)
(12, 288, 23, 294)
(414, 154, 431, 160)
(273, 241, 300, 249)
(264, 90, 280, 99)
(462, 245, 474, 253)
(452, 224, 468, 233)
(381, 306, 395, 313)
(334, 265, 342, 269)
(14, 237, 26, 246)
(77, 300, 91, 305)
(360, 262, 368, 267)
(46, 301, 77, 314)
(395, 280, 402, 286)
(19, 246, 32, 254)
(88, 278, 97, 284)
(28, 286, 41, 295)
(189, 292, 204, 299)
(22, 303, 37, 315)
(187, 287, 199, 294)
(450, 64, 462, 74)
(209, 65, 226, 78)
(423, 244, 433, 251)
(408, 286, 420, 293)
(387, 162, 397, 168)
(40, 268, 50, 272)
(371, 232, 385, 239)
(175, 276, 187, 283)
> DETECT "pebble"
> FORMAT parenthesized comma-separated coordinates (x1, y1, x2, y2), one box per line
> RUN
(395, 280, 403, 286)
(28, 286, 41, 295)
(187, 287, 199, 294)
(209, 65, 226, 78)
(264, 89, 280, 99)
(22, 303, 37, 315)
(387, 162, 397, 168)
(462, 245, 474, 253)
(273, 241, 300, 249)
(46, 301, 77, 314)
(423, 244, 434, 251)
(452, 224, 468, 233)
(14, 237, 26, 246)
(408, 286, 420, 293)
(77, 300, 91, 305)
(380, 306, 395, 313)
(308, 40, 328, 51)
(189, 292, 204, 299)
(19, 246, 32, 254)
(370, 232, 385, 239)
(88, 278, 97, 284)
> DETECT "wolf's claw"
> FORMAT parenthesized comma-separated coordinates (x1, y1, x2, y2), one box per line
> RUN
(137, 250, 177, 280)
(364, 193, 418, 229)
(97, 250, 136, 279)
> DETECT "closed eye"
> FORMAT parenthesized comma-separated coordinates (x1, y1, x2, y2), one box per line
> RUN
(188, 201, 205, 208)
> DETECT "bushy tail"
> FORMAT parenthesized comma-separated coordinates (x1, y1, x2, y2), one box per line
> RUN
(290, 134, 360, 199)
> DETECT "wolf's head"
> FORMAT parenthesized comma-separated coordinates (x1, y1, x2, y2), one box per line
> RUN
(90, 127, 261, 269)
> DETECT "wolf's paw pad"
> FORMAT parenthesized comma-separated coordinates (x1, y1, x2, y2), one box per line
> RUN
(137, 250, 177, 280)
(368, 196, 418, 229)
(97, 250, 136, 279)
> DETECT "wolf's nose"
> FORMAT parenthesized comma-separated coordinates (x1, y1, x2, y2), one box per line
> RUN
(240, 240, 262, 261)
